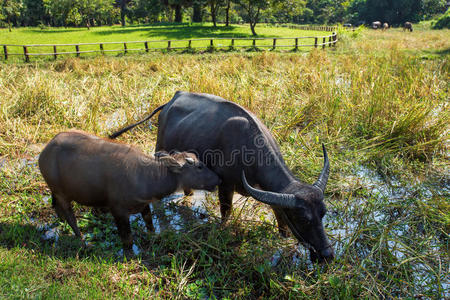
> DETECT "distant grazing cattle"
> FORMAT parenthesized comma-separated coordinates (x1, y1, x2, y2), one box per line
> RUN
(372, 21, 382, 29)
(383, 23, 389, 30)
(404, 22, 413, 32)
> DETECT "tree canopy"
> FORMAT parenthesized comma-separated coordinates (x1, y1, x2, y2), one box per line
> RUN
(1, 0, 447, 33)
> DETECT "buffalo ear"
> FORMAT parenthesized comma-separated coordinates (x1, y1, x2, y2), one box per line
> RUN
(160, 156, 183, 173)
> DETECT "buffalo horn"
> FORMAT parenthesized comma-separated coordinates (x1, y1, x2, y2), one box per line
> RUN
(313, 144, 330, 193)
(241, 171, 298, 208)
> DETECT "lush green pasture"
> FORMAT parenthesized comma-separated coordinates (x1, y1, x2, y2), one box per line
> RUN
(0, 24, 329, 60)
(0, 28, 448, 298)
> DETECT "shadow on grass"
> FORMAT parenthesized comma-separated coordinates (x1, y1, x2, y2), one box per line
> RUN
(93, 25, 262, 39)
(27, 29, 88, 34)
(0, 210, 287, 298)
(0, 200, 282, 267)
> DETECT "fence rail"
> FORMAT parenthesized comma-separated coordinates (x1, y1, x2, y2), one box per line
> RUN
(274, 24, 338, 32)
(1, 32, 337, 62)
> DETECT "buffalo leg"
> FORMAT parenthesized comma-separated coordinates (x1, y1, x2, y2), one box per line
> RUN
(52, 193, 82, 238)
(141, 205, 154, 232)
(272, 207, 289, 237)
(111, 210, 133, 254)
(218, 184, 234, 223)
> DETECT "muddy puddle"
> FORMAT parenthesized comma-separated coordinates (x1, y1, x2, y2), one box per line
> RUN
(324, 165, 449, 296)
(28, 190, 220, 255)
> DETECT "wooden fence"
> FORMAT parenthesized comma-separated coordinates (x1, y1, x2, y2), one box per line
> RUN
(274, 24, 338, 32)
(1, 32, 337, 62)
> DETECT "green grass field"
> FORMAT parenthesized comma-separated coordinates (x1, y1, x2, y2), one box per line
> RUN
(0, 24, 449, 298)
(0, 23, 330, 60)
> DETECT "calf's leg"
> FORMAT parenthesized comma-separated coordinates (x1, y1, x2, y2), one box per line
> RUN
(141, 205, 154, 232)
(52, 193, 82, 238)
(111, 209, 133, 255)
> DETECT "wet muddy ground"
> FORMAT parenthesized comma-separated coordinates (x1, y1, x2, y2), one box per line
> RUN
(1, 154, 448, 297)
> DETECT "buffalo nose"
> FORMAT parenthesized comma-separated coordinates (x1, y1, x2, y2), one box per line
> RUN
(320, 246, 335, 261)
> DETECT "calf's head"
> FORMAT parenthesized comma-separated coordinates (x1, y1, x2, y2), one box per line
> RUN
(242, 145, 334, 263)
(159, 152, 221, 191)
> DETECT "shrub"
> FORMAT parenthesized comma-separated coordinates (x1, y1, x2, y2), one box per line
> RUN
(432, 10, 450, 29)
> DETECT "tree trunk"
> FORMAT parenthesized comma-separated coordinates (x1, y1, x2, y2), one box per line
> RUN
(211, 3, 217, 27)
(225, 0, 230, 26)
(120, 0, 126, 26)
(250, 22, 257, 36)
(193, 3, 203, 22)
(175, 5, 183, 23)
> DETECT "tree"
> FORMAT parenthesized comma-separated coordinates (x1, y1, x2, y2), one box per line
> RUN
(349, 0, 423, 25)
(192, 0, 205, 22)
(270, 0, 306, 23)
(208, 0, 225, 26)
(161, 0, 191, 23)
(21, 0, 46, 26)
(233, 0, 269, 35)
(224, 0, 231, 25)
(1, 0, 22, 31)
(120, 0, 127, 25)
(129, 0, 162, 23)
(422, 0, 446, 18)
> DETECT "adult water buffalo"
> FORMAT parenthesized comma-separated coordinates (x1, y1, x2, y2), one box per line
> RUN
(404, 22, 413, 32)
(110, 91, 334, 262)
(383, 23, 389, 30)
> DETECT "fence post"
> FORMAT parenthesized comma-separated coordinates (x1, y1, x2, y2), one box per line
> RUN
(231, 39, 234, 48)
(53, 45, 57, 60)
(210, 39, 213, 47)
(272, 38, 276, 50)
(100, 43, 104, 55)
(295, 38, 298, 51)
(124, 42, 127, 54)
(322, 37, 326, 49)
(144, 41, 149, 52)
(3, 45, 7, 60)
(188, 40, 191, 49)
(333, 33, 337, 47)
(167, 40, 171, 50)
(75, 45, 80, 57)
(23, 46, 29, 62)
(328, 35, 332, 47)
(314, 37, 318, 48)
(252, 39, 256, 47)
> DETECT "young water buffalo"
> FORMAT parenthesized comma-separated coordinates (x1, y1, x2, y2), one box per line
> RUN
(39, 130, 220, 254)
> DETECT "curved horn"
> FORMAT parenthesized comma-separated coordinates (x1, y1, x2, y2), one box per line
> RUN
(241, 171, 298, 208)
(109, 103, 166, 139)
(313, 144, 330, 193)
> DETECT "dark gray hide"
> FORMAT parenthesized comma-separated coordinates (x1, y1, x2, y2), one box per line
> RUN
(111, 91, 334, 262)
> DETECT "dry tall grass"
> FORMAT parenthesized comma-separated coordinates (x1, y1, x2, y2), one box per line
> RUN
(0, 28, 448, 298)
